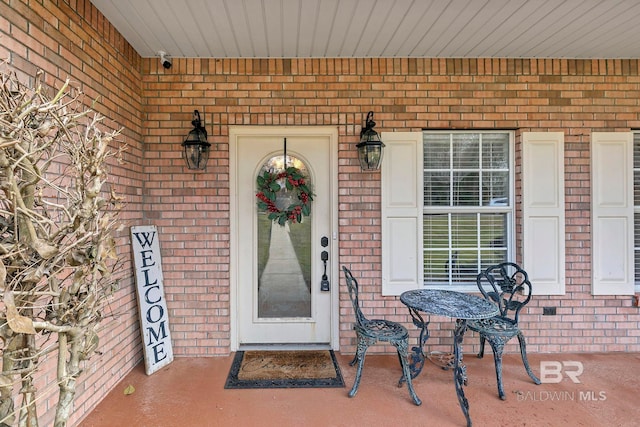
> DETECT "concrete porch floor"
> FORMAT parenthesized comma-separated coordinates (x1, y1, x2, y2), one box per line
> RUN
(79, 352, 639, 427)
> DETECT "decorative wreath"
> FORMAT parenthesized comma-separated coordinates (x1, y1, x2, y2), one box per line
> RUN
(256, 166, 314, 226)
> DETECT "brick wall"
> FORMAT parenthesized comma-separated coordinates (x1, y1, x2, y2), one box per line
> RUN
(142, 55, 640, 360)
(1, 1, 144, 425)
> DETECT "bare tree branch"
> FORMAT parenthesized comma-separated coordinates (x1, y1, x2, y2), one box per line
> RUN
(0, 61, 124, 426)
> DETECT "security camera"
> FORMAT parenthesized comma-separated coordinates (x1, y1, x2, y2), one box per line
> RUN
(158, 51, 172, 69)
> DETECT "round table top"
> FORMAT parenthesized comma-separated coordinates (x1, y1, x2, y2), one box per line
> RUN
(400, 289, 499, 320)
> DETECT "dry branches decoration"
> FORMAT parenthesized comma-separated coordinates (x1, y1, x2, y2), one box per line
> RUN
(0, 62, 124, 426)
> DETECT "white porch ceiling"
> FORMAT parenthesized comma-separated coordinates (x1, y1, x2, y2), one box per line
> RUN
(90, 0, 640, 59)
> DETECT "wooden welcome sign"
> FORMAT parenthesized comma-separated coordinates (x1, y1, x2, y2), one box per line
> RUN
(130, 225, 174, 375)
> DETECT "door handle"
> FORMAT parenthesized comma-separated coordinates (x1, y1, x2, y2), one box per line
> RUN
(320, 250, 330, 291)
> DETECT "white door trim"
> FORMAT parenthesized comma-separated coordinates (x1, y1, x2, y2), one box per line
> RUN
(229, 126, 339, 351)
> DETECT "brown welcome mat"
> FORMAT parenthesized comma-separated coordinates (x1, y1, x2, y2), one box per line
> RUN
(224, 350, 344, 389)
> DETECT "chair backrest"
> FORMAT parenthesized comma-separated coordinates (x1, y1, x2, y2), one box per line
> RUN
(342, 266, 366, 327)
(476, 262, 533, 323)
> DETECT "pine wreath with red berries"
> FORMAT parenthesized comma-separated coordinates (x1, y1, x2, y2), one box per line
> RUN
(256, 166, 314, 226)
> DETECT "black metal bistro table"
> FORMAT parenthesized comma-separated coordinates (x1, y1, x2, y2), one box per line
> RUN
(400, 289, 500, 427)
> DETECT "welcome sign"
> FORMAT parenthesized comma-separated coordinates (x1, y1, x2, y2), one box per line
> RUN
(131, 225, 174, 375)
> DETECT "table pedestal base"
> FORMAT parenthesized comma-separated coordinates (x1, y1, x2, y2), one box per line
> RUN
(405, 307, 473, 427)
(453, 319, 472, 427)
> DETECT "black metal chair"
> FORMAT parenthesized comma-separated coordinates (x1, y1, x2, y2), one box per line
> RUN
(342, 266, 421, 406)
(467, 262, 541, 400)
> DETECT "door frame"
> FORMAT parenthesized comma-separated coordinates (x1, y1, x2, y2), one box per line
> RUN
(229, 126, 340, 351)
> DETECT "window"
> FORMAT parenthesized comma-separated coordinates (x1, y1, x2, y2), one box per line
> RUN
(423, 132, 513, 287)
(634, 133, 640, 289)
(381, 131, 562, 295)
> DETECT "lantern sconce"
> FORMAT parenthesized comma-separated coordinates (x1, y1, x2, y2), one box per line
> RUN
(182, 110, 211, 170)
(356, 111, 385, 171)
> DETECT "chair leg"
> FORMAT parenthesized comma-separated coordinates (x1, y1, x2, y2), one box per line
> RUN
(349, 334, 373, 398)
(517, 332, 541, 385)
(477, 335, 486, 358)
(349, 326, 358, 366)
(487, 338, 507, 400)
(394, 339, 422, 406)
(349, 353, 357, 367)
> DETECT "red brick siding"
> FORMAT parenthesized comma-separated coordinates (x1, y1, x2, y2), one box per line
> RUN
(142, 55, 640, 360)
(1, 0, 144, 425)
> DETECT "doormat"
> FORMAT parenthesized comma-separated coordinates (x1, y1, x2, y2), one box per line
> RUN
(224, 350, 344, 389)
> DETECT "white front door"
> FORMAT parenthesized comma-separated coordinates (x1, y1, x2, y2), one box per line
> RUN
(230, 126, 338, 349)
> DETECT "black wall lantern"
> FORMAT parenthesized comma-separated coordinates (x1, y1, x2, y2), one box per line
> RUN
(182, 110, 211, 170)
(357, 111, 385, 171)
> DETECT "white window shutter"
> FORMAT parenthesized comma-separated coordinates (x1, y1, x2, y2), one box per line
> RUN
(381, 132, 423, 295)
(522, 132, 566, 295)
(591, 132, 634, 295)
